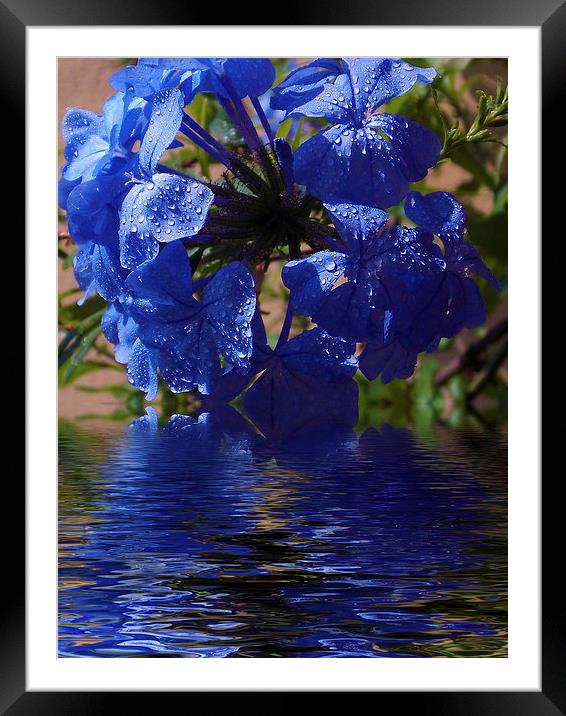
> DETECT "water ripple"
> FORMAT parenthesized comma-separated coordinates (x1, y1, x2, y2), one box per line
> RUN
(58, 414, 507, 658)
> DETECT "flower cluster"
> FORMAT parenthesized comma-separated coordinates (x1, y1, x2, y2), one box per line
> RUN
(60, 57, 497, 408)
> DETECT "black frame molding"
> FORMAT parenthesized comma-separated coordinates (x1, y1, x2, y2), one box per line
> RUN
(12, 1, 558, 710)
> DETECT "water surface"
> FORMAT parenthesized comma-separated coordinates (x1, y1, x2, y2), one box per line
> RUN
(59, 411, 507, 657)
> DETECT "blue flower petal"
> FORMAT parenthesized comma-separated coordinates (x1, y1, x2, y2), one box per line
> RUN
(294, 124, 355, 201)
(73, 244, 96, 303)
(448, 239, 499, 288)
(126, 241, 198, 323)
(110, 64, 175, 99)
(270, 58, 345, 115)
(61, 93, 142, 183)
(62, 107, 102, 143)
(119, 173, 214, 269)
(295, 116, 440, 208)
(101, 303, 122, 344)
(287, 74, 357, 123)
(63, 134, 110, 182)
(171, 319, 223, 394)
(158, 335, 220, 395)
(91, 243, 128, 302)
(138, 88, 184, 176)
(405, 191, 465, 247)
(65, 175, 122, 246)
(126, 247, 255, 392)
(126, 338, 159, 400)
(324, 202, 389, 255)
(203, 262, 256, 370)
(73, 242, 126, 304)
(167, 58, 276, 99)
(278, 328, 358, 381)
(221, 58, 276, 98)
(346, 58, 436, 114)
(282, 251, 351, 315)
(441, 273, 487, 337)
(58, 176, 80, 210)
(359, 339, 418, 383)
(405, 191, 499, 287)
(369, 114, 441, 188)
(311, 278, 388, 343)
(392, 273, 451, 351)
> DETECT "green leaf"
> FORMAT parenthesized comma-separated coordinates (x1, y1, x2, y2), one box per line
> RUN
(59, 294, 107, 327)
(275, 117, 293, 140)
(60, 324, 103, 385)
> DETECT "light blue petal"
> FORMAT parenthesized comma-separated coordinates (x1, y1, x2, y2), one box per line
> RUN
(270, 58, 345, 115)
(62, 107, 102, 143)
(101, 305, 121, 345)
(139, 88, 184, 176)
(72, 244, 96, 302)
(287, 74, 356, 123)
(203, 262, 256, 370)
(119, 173, 213, 269)
(116, 313, 141, 364)
(91, 243, 128, 302)
(110, 64, 173, 98)
(119, 181, 160, 269)
(63, 134, 109, 182)
(126, 338, 159, 400)
(346, 58, 436, 115)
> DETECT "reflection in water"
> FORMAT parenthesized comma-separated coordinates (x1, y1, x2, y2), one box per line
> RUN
(59, 410, 507, 657)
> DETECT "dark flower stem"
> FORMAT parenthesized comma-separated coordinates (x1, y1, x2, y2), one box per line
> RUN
(435, 318, 508, 386)
(251, 96, 275, 144)
(276, 302, 294, 349)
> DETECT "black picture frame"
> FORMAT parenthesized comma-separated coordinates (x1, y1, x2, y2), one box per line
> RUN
(10, 0, 558, 709)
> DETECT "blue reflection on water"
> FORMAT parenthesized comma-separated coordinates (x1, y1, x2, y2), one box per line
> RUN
(58, 410, 507, 658)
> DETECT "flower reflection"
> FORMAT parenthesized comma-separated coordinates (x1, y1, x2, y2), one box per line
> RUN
(58, 402, 507, 658)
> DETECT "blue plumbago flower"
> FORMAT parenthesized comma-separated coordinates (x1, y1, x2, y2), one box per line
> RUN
(128, 58, 276, 101)
(274, 58, 440, 208)
(282, 202, 446, 344)
(60, 57, 499, 405)
(122, 241, 256, 394)
(63, 173, 129, 303)
(358, 191, 498, 382)
(118, 88, 214, 269)
(401, 190, 498, 339)
(202, 307, 358, 437)
(110, 59, 197, 103)
(73, 241, 128, 304)
(61, 90, 145, 183)
(101, 302, 160, 399)
(243, 326, 358, 439)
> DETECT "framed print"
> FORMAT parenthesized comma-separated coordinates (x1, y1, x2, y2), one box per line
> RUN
(9, 0, 559, 709)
